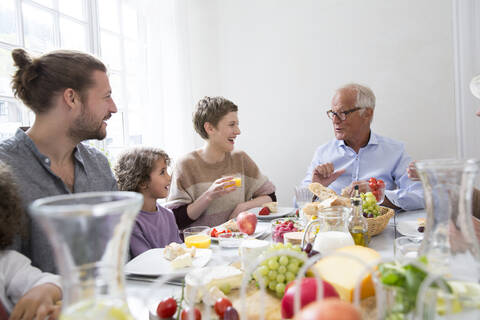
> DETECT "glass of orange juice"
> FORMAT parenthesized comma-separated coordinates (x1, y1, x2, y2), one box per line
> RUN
(183, 226, 211, 248)
(224, 176, 242, 189)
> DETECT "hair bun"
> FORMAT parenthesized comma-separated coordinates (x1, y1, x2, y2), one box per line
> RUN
(11, 48, 33, 69)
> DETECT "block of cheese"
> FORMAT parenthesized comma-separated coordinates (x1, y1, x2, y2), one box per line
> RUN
(238, 239, 270, 270)
(170, 252, 192, 269)
(185, 265, 244, 303)
(312, 245, 381, 302)
(164, 242, 196, 261)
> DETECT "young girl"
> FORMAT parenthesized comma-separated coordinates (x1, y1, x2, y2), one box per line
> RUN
(0, 162, 62, 320)
(166, 96, 276, 228)
(114, 147, 182, 258)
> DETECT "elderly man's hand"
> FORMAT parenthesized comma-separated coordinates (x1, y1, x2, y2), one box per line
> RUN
(341, 180, 370, 197)
(407, 161, 420, 181)
(312, 162, 346, 187)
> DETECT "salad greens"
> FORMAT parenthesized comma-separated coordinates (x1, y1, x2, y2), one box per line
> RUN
(378, 257, 451, 319)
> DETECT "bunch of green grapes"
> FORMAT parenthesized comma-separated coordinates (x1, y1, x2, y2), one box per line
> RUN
(361, 192, 380, 218)
(253, 242, 307, 298)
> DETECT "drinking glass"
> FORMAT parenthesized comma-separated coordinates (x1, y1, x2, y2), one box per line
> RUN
(183, 226, 211, 249)
(294, 186, 313, 223)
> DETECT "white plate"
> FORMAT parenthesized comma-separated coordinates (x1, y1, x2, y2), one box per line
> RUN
(397, 220, 424, 238)
(250, 206, 295, 220)
(125, 248, 212, 277)
(211, 222, 270, 243)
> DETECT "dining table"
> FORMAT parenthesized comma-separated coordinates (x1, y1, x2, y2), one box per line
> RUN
(124, 209, 427, 319)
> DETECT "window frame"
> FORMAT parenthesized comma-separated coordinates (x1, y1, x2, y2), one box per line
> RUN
(0, 0, 144, 156)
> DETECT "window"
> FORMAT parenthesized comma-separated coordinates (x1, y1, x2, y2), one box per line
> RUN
(0, 0, 147, 159)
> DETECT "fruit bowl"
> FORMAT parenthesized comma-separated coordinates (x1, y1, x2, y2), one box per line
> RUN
(365, 206, 394, 237)
(271, 218, 304, 243)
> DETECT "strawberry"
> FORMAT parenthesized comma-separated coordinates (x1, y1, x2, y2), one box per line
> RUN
(259, 207, 271, 216)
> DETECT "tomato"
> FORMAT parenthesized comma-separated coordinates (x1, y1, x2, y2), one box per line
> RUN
(214, 298, 233, 318)
(156, 297, 177, 318)
(377, 179, 385, 188)
(211, 228, 218, 237)
(181, 308, 201, 320)
(369, 177, 377, 184)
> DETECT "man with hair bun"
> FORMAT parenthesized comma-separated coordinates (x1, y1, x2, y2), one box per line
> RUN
(302, 83, 423, 211)
(0, 48, 118, 273)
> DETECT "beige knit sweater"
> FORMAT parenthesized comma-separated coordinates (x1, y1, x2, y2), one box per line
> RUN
(166, 150, 275, 227)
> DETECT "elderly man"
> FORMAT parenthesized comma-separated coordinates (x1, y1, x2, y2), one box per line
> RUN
(302, 83, 423, 211)
(0, 48, 118, 272)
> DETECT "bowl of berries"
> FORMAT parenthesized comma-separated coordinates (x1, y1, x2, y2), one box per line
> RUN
(271, 218, 304, 243)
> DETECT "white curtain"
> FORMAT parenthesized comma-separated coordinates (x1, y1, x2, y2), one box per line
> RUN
(138, 0, 197, 160)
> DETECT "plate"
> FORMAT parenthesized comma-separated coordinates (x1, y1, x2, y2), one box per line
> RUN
(397, 220, 424, 238)
(250, 206, 295, 220)
(211, 222, 270, 243)
(125, 247, 212, 277)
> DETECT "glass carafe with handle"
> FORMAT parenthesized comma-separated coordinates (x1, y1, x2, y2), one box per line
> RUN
(415, 159, 480, 317)
(302, 206, 354, 256)
(29, 191, 143, 320)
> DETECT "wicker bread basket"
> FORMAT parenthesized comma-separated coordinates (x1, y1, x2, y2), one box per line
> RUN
(366, 206, 394, 237)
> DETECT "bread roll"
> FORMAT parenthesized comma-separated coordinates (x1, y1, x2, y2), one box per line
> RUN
(308, 182, 337, 201)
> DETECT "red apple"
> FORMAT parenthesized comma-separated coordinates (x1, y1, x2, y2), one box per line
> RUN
(293, 299, 361, 320)
(236, 211, 257, 235)
(281, 278, 339, 319)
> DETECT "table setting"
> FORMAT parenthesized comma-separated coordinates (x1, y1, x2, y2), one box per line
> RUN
(25, 159, 480, 320)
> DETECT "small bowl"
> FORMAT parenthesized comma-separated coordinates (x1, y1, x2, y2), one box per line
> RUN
(395, 236, 422, 261)
(217, 232, 249, 248)
(271, 218, 304, 243)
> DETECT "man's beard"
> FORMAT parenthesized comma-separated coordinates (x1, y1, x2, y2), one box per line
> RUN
(69, 104, 108, 141)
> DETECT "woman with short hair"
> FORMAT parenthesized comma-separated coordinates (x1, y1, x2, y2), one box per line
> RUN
(166, 96, 276, 228)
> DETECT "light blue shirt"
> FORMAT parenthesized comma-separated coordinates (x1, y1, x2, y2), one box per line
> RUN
(301, 132, 424, 211)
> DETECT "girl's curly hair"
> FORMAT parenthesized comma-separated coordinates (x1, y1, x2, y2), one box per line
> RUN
(114, 147, 170, 192)
(0, 162, 25, 250)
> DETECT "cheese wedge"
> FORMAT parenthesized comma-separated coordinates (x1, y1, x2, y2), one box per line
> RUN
(312, 245, 381, 302)
(185, 266, 244, 303)
(170, 252, 192, 269)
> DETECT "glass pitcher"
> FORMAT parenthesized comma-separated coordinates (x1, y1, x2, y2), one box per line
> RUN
(302, 206, 354, 256)
(29, 191, 143, 320)
(414, 159, 480, 318)
(415, 159, 480, 280)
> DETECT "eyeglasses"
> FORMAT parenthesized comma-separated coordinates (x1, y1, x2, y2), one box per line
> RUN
(326, 107, 362, 121)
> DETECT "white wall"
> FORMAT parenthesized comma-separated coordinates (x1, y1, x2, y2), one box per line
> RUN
(186, 0, 457, 205)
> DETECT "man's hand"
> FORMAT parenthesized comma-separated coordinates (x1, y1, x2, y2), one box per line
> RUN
(205, 176, 237, 201)
(10, 283, 62, 320)
(407, 161, 419, 181)
(312, 162, 346, 187)
(341, 180, 370, 197)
